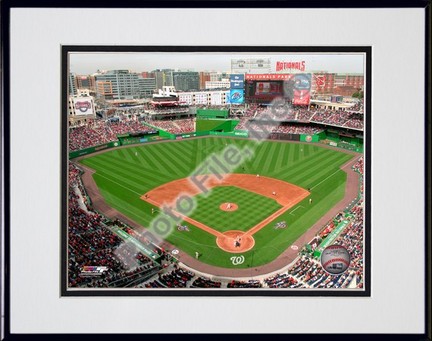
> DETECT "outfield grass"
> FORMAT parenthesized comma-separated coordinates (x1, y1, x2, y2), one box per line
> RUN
(79, 138, 353, 269)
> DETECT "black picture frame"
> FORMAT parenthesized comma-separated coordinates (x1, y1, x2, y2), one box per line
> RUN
(1, 0, 430, 339)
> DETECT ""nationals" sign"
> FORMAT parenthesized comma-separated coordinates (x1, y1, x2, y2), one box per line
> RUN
(276, 61, 306, 72)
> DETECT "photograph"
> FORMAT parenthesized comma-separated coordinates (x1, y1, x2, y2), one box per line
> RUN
(64, 48, 369, 295)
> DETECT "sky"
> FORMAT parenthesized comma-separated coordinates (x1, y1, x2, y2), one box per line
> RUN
(69, 52, 365, 75)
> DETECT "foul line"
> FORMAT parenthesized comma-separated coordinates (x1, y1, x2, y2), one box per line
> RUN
(94, 172, 143, 196)
(143, 197, 224, 238)
(310, 169, 342, 190)
(289, 205, 305, 216)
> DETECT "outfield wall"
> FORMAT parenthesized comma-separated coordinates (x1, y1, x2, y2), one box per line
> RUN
(69, 128, 356, 159)
(196, 119, 238, 132)
(69, 141, 120, 158)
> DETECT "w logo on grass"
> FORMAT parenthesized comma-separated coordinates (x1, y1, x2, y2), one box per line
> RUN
(230, 255, 245, 265)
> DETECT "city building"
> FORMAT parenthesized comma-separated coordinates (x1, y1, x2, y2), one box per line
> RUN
(173, 71, 200, 91)
(76, 74, 96, 93)
(69, 73, 77, 96)
(94, 70, 156, 100)
(205, 79, 230, 90)
(311, 72, 363, 96)
(178, 90, 230, 106)
(199, 72, 211, 90)
(138, 77, 157, 98)
(152, 69, 174, 90)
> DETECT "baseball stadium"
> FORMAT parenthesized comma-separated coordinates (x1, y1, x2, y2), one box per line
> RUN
(66, 70, 366, 293)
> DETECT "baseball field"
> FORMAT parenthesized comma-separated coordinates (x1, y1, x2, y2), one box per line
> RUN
(78, 137, 354, 270)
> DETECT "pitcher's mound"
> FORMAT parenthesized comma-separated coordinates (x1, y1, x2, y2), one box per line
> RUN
(216, 230, 255, 253)
(219, 203, 238, 212)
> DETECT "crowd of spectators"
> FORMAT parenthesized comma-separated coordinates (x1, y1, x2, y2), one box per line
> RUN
(144, 268, 195, 288)
(271, 124, 323, 135)
(296, 108, 315, 122)
(343, 113, 364, 130)
(264, 273, 301, 288)
(149, 118, 195, 134)
(227, 280, 262, 288)
(190, 277, 222, 288)
(309, 110, 364, 130)
(283, 256, 356, 289)
(69, 103, 363, 152)
(69, 116, 155, 151)
(68, 164, 160, 288)
(346, 101, 363, 113)
(234, 106, 363, 132)
(239, 121, 323, 135)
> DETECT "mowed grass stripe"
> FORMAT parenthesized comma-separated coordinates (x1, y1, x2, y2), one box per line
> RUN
(292, 143, 300, 162)
(97, 152, 156, 175)
(100, 189, 153, 222)
(135, 147, 169, 174)
(138, 150, 166, 174)
(296, 153, 352, 186)
(155, 142, 193, 174)
(145, 145, 179, 175)
(288, 152, 347, 184)
(116, 148, 135, 163)
(95, 153, 172, 187)
(303, 144, 311, 158)
(169, 139, 197, 160)
(84, 158, 149, 193)
(251, 143, 273, 174)
(93, 172, 143, 197)
(260, 142, 280, 174)
(114, 147, 147, 170)
(286, 143, 296, 166)
(85, 152, 153, 182)
(130, 147, 155, 169)
(274, 143, 287, 171)
(281, 143, 291, 168)
(193, 138, 206, 166)
(271, 148, 335, 179)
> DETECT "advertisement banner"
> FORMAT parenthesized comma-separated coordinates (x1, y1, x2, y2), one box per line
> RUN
(230, 74, 244, 89)
(292, 74, 311, 105)
(245, 74, 294, 81)
(229, 89, 244, 104)
(73, 97, 94, 116)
